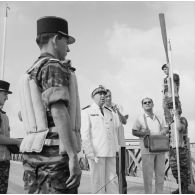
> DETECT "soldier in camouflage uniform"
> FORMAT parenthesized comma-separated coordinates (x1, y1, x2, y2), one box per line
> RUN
(161, 64, 190, 193)
(0, 80, 21, 193)
(169, 116, 190, 194)
(162, 64, 182, 125)
(22, 16, 81, 193)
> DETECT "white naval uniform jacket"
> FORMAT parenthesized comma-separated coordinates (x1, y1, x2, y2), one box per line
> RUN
(81, 103, 118, 157)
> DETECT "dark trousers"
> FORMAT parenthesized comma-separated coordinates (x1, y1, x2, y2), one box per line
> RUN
(0, 160, 10, 194)
(116, 148, 127, 194)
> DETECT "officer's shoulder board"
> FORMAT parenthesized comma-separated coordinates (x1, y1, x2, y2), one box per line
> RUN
(104, 106, 112, 112)
(0, 109, 6, 114)
(41, 58, 61, 69)
(82, 105, 91, 110)
(47, 58, 61, 64)
(48, 59, 76, 72)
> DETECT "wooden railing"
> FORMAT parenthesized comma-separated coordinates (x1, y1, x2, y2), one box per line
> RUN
(125, 142, 171, 179)
(125, 139, 195, 180)
(11, 139, 195, 181)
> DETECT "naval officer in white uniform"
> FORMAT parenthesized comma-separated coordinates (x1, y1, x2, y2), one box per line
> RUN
(81, 85, 119, 194)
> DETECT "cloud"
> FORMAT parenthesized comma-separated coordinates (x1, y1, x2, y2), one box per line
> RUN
(104, 9, 195, 140)
(2, 2, 194, 142)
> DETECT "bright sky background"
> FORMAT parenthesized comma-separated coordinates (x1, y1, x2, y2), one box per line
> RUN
(0, 1, 195, 141)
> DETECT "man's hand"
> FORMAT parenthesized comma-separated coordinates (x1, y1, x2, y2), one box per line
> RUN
(86, 153, 99, 163)
(144, 130, 150, 136)
(132, 129, 150, 138)
(66, 155, 82, 189)
(124, 115, 129, 120)
(94, 157, 99, 163)
(16, 138, 22, 148)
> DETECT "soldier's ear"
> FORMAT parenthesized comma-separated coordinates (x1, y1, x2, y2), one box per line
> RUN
(52, 35, 58, 48)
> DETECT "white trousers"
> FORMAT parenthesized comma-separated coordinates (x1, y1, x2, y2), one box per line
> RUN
(88, 157, 119, 194)
(142, 153, 165, 194)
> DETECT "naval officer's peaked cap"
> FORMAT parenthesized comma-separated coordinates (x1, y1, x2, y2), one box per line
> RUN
(37, 16, 75, 44)
(91, 85, 107, 97)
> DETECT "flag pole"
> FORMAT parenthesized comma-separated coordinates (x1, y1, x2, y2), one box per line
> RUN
(1, 4, 10, 79)
(159, 13, 181, 193)
(168, 39, 182, 194)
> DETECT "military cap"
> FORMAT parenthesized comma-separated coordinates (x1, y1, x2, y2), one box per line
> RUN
(162, 64, 168, 70)
(91, 85, 107, 97)
(37, 16, 75, 44)
(0, 80, 12, 94)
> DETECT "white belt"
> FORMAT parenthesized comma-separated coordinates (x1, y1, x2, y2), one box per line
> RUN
(44, 139, 59, 146)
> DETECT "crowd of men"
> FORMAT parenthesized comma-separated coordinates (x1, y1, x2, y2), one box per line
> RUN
(0, 15, 193, 194)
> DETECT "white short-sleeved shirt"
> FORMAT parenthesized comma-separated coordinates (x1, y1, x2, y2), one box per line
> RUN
(132, 112, 166, 154)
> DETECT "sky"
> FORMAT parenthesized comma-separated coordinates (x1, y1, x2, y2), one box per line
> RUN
(0, 1, 195, 141)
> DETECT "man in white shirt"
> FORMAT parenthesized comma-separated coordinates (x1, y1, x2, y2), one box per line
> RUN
(132, 97, 168, 194)
(81, 85, 119, 194)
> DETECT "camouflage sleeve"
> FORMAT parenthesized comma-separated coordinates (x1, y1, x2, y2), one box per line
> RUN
(173, 73, 180, 86)
(40, 61, 70, 108)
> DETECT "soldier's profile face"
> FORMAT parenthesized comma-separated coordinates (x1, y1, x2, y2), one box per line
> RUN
(0, 91, 8, 107)
(163, 67, 169, 75)
(93, 92, 105, 106)
(56, 36, 69, 60)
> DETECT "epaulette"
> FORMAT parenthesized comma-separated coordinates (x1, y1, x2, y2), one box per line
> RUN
(48, 58, 61, 63)
(82, 105, 90, 110)
(61, 60, 76, 72)
(27, 57, 50, 74)
(48, 59, 76, 72)
(0, 109, 6, 114)
(104, 106, 112, 112)
(69, 66, 76, 72)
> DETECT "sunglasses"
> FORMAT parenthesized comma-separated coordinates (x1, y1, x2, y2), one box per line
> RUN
(143, 101, 152, 105)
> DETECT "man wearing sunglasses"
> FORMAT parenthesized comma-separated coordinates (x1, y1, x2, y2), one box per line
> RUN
(132, 97, 168, 194)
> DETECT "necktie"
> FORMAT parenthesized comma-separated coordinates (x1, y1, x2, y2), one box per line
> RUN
(100, 107, 104, 116)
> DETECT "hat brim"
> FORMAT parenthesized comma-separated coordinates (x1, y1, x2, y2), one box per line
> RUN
(58, 31, 75, 44)
(0, 89, 12, 94)
(92, 90, 107, 97)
